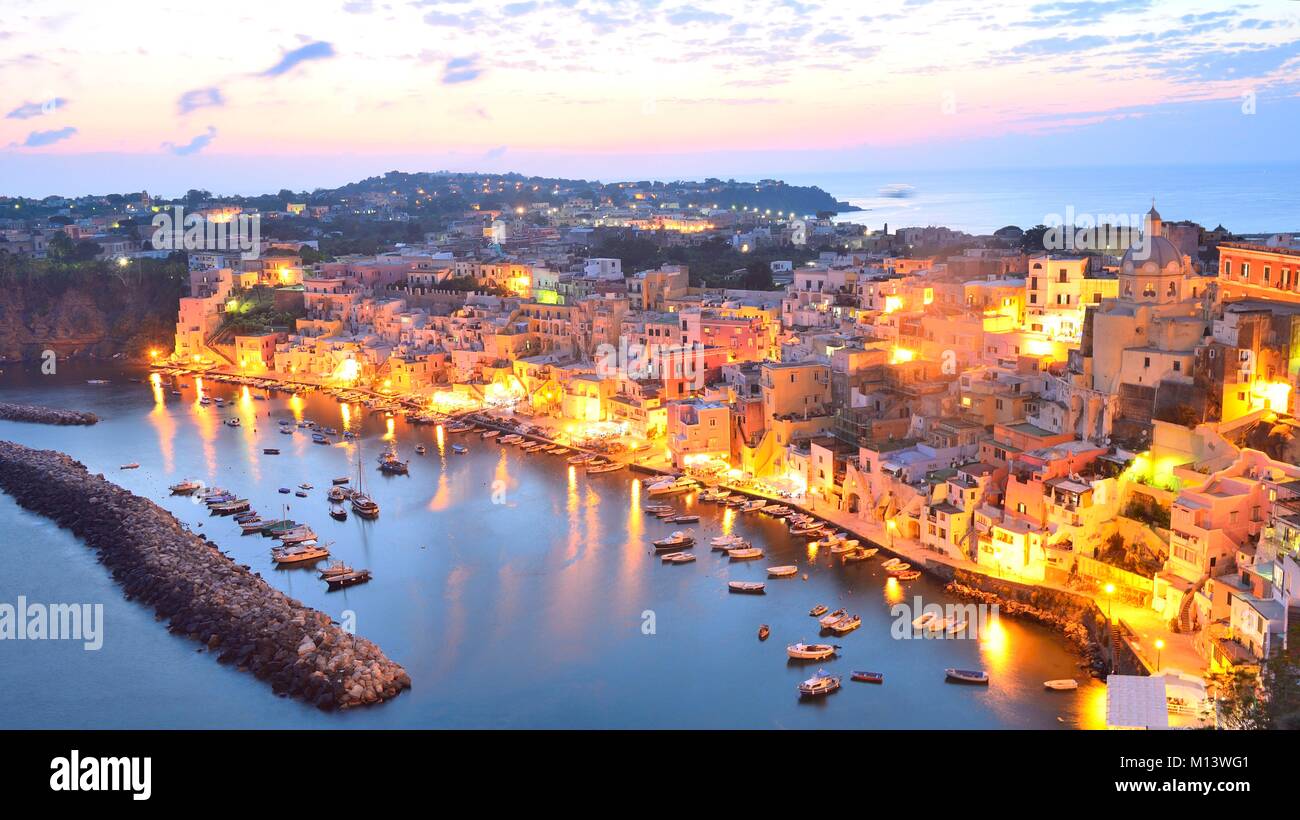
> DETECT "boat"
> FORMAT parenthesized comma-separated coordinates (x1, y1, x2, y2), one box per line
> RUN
(660, 552, 696, 564)
(767, 565, 799, 577)
(415, 445, 427, 455)
(912, 612, 938, 630)
(585, 461, 622, 474)
(263, 448, 280, 455)
(881, 557, 902, 569)
(669, 514, 699, 524)
(378, 456, 409, 474)
(652, 532, 694, 550)
(168, 480, 202, 494)
(481, 430, 500, 439)
(819, 608, 847, 628)
(809, 604, 828, 617)
(210, 499, 250, 514)
(327, 486, 349, 502)
(798, 670, 841, 697)
(278, 487, 291, 494)
(643, 503, 673, 513)
(829, 614, 862, 634)
(240, 518, 268, 533)
(566, 453, 593, 464)
(326, 568, 372, 589)
(946, 618, 969, 635)
(294, 490, 308, 498)
(851, 671, 884, 684)
(787, 643, 836, 660)
(451, 444, 467, 454)
(350, 438, 380, 519)
(727, 546, 763, 560)
(727, 581, 766, 594)
(318, 561, 353, 580)
(120, 463, 140, 470)
(945, 668, 990, 685)
(328, 503, 347, 521)
(259, 519, 297, 535)
(224, 418, 241, 427)
(272, 543, 330, 565)
(332, 476, 350, 485)
(829, 540, 860, 555)
(886, 563, 913, 574)
(740, 499, 768, 512)
(280, 427, 293, 435)
(841, 548, 873, 562)
(895, 570, 921, 580)
(790, 522, 823, 535)
(277, 526, 319, 543)
(758, 624, 770, 641)
(1044, 679, 1079, 691)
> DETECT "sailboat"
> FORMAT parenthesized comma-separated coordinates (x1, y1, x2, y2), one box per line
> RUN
(350, 436, 380, 519)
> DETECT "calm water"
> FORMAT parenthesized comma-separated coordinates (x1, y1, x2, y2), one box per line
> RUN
(0, 364, 1105, 728)
(789, 164, 1300, 235)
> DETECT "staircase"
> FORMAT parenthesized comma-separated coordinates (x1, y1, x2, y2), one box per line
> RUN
(1177, 573, 1210, 633)
(202, 326, 237, 368)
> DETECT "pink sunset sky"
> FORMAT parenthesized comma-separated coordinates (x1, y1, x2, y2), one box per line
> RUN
(1, 0, 1298, 195)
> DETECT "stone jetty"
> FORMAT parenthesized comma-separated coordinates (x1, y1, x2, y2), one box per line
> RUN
(0, 441, 410, 710)
(0, 401, 98, 426)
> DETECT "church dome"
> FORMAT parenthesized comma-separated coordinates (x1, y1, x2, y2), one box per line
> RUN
(1121, 235, 1184, 275)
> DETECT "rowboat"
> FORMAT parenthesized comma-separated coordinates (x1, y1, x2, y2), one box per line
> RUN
(798, 670, 841, 697)
(328, 486, 349, 502)
(669, 514, 700, 523)
(326, 568, 372, 589)
(829, 540, 860, 555)
(210, 499, 250, 514)
(895, 570, 921, 580)
(481, 430, 500, 439)
(851, 671, 884, 684)
(332, 476, 350, 485)
(120, 463, 140, 470)
(169, 480, 202, 494)
(273, 543, 330, 565)
(414, 445, 427, 455)
(263, 448, 280, 455)
(767, 565, 799, 577)
(828, 614, 862, 634)
(566, 453, 593, 464)
(946, 618, 969, 635)
(790, 523, 823, 535)
(886, 563, 913, 574)
(740, 499, 768, 512)
(819, 608, 848, 628)
(259, 519, 297, 535)
(710, 534, 745, 548)
(912, 612, 938, 630)
(240, 518, 268, 533)
(1044, 679, 1079, 691)
(294, 490, 308, 498)
(727, 546, 763, 560)
(727, 581, 766, 594)
(881, 557, 902, 569)
(787, 643, 836, 660)
(809, 604, 828, 617)
(660, 552, 696, 564)
(945, 668, 990, 684)
(585, 462, 623, 474)
(758, 624, 770, 641)
(841, 548, 873, 562)
(329, 504, 348, 521)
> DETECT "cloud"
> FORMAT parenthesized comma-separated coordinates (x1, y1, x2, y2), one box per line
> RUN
(342, 0, 374, 12)
(503, 1, 538, 16)
(163, 126, 217, 156)
(6, 99, 66, 119)
(259, 41, 335, 77)
(21, 126, 77, 147)
(813, 31, 850, 45)
(424, 9, 484, 30)
(442, 55, 483, 84)
(177, 87, 224, 115)
(665, 6, 731, 25)
(1018, 0, 1152, 28)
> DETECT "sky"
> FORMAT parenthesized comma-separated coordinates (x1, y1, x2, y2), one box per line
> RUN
(1, 0, 1299, 197)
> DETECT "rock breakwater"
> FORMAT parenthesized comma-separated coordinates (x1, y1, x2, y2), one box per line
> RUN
(0, 441, 410, 710)
(0, 401, 98, 426)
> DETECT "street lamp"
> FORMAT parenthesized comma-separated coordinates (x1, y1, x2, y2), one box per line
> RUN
(1104, 583, 1115, 622)
(1155, 639, 1164, 672)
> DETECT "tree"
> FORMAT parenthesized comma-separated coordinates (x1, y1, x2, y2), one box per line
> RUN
(1022, 224, 1049, 253)
(1212, 649, 1300, 729)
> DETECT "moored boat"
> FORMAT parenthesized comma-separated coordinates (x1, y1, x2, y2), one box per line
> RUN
(329, 504, 348, 521)
(326, 568, 372, 589)
(758, 624, 770, 641)
(829, 614, 862, 634)
(945, 668, 990, 684)
(851, 670, 884, 684)
(169, 479, 202, 494)
(727, 546, 763, 560)
(895, 570, 921, 580)
(272, 543, 330, 565)
(787, 642, 836, 660)
(660, 552, 696, 564)
(809, 604, 828, 617)
(819, 608, 847, 628)
(727, 581, 766, 594)
(798, 669, 841, 697)
(652, 531, 694, 550)
(1044, 679, 1079, 691)
(766, 565, 798, 577)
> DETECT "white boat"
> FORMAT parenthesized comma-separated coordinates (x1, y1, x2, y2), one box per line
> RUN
(277, 526, 318, 544)
(786, 643, 836, 660)
(798, 669, 841, 697)
(829, 540, 859, 555)
(727, 581, 766, 594)
(652, 532, 694, 550)
(710, 534, 745, 547)
(881, 557, 902, 569)
(946, 618, 969, 635)
(585, 462, 623, 474)
(660, 552, 696, 564)
(1044, 679, 1079, 691)
(169, 480, 202, 494)
(912, 612, 938, 630)
(740, 499, 768, 512)
(829, 614, 861, 634)
(120, 463, 140, 470)
(767, 565, 799, 577)
(818, 608, 847, 628)
(727, 546, 763, 560)
(945, 668, 989, 685)
(481, 430, 500, 439)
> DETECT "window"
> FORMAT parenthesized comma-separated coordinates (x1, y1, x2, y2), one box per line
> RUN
(1242, 262, 1250, 279)
(1173, 361, 1181, 372)
(1144, 356, 1151, 368)
(1223, 260, 1232, 276)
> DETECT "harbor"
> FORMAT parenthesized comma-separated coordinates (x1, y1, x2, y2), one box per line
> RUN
(0, 362, 1107, 728)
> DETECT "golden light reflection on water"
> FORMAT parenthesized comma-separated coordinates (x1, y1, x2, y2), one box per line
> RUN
(340, 403, 352, 431)
(806, 539, 820, 562)
(194, 376, 205, 403)
(1078, 681, 1108, 730)
(979, 616, 1010, 677)
(289, 393, 304, 422)
(435, 424, 445, 457)
(384, 417, 395, 441)
(883, 576, 905, 605)
(721, 506, 735, 535)
(236, 389, 260, 481)
(147, 375, 175, 473)
(626, 477, 642, 544)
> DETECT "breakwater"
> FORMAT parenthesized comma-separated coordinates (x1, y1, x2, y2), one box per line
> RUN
(0, 401, 98, 426)
(0, 441, 410, 710)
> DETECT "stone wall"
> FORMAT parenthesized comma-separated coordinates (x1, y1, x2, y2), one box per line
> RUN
(0, 401, 98, 426)
(0, 441, 410, 710)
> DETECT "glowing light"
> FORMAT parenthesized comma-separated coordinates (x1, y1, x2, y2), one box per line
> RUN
(331, 358, 361, 384)
(922, 287, 933, 305)
(1250, 380, 1292, 414)
(890, 347, 915, 365)
(883, 295, 903, 314)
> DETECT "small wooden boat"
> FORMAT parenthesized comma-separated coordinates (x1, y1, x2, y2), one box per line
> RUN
(660, 552, 696, 564)
(727, 581, 766, 594)
(727, 546, 763, 560)
(329, 504, 348, 521)
(652, 532, 694, 549)
(120, 463, 140, 470)
(272, 543, 330, 565)
(881, 557, 902, 569)
(415, 445, 427, 455)
(669, 514, 699, 523)
(841, 548, 872, 562)
(798, 670, 841, 697)
(710, 534, 745, 547)
(740, 499, 768, 512)
(643, 504, 674, 513)
(758, 624, 770, 641)
(809, 604, 828, 617)
(481, 430, 500, 439)
(767, 565, 799, 577)
(566, 453, 593, 464)
(169, 480, 202, 494)
(263, 448, 280, 455)
(895, 570, 921, 580)
(240, 518, 268, 533)
(787, 643, 836, 660)
(912, 612, 938, 630)
(819, 608, 848, 628)
(332, 476, 350, 485)
(585, 461, 623, 474)
(946, 618, 969, 635)
(851, 671, 884, 684)
(945, 668, 990, 685)
(278, 487, 291, 494)
(829, 614, 861, 634)
(277, 526, 318, 543)
(886, 563, 912, 574)
(259, 519, 297, 535)
(451, 444, 467, 454)
(294, 490, 308, 498)
(326, 568, 372, 589)
(1044, 679, 1079, 691)
(210, 499, 250, 514)
(328, 486, 349, 502)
